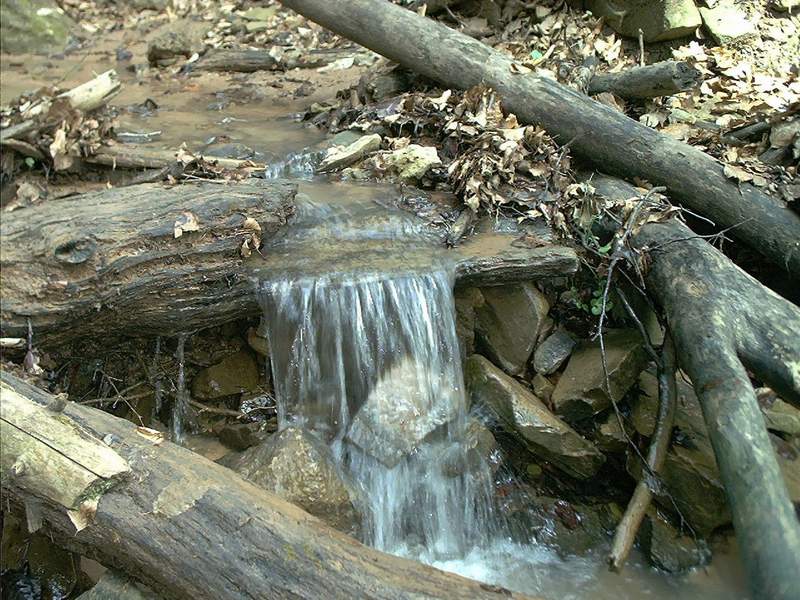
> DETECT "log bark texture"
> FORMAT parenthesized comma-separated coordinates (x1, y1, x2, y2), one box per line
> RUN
(195, 50, 279, 73)
(587, 61, 701, 99)
(0, 371, 534, 600)
(0, 182, 578, 346)
(591, 175, 800, 600)
(279, 0, 800, 276)
(86, 143, 266, 171)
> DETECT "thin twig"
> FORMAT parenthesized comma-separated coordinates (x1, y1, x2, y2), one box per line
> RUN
(608, 332, 677, 572)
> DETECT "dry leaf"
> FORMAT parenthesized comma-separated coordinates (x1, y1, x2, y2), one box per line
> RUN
(174, 212, 200, 238)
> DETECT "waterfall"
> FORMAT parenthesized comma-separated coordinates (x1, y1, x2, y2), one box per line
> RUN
(259, 267, 497, 558)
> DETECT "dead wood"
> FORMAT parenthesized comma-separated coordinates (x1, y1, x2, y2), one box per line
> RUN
(0, 371, 534, 600)
(587, 61, 701, 99)
(86, 143, 266, 171)
(591, 174, 800, 600)
(195, 49, 279, 73)
(0, 181, 578, 347)
(279, 0, 800, 277)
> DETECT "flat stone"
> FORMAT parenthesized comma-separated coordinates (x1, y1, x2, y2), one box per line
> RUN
(524, 496, 619, 556)
(241, 7, 277, 21)
(346, 357, 460, 467)
(0, 0, 75, 54)
(441, 417, 499, 477)
(640, 509, 710, 573)
(761, 393, 800, 436)
(586, 0, 702, 42)
(245, 21, 270, 34)
(76, 571, 161, 600)
(217, 422, 263, 451)
(530, 373, 554, 403)
(700, 2, 756, 45)
(552, 329, 647, 422)
(532, 328, 575, 375)
(246, 326, 269, 357)
(222, 427, 362, 535)
(383, 144, 442, 180)
(192, 350, 260, 400)
(466, 354, 605, 479)
(596, 411, 628, 453)
(147, 20, 210, 65)
(475, 283, 549, 376)
(319, 134, 382, 172)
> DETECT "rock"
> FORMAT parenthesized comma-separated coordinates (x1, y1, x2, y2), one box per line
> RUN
(76, 571, 161, 600)
(640, 509, 710, 573)
(631, 372, 800, 533)
(346, 357, 460, 467)
(454, 287, 485, 359)
(586, 0, 702, 42)
(245, 21, 270, 34)
(147, 20, 210, 65)
(383, 144, 442, 180)
(596, 411, 628, 453)
(474, 283, 549, 376)
(246, 326, 270, 357)
(192, 350, 260, 400)
(699, 2, 756, 45)
(466, 354, 605, 479)
(530, 373, 554, 403)
(552, 329, 647, 422)
(319, 134, 382, 172)
(358, 67, 413, 102)
(217, 422, 263, 451)
(241, 7, 278, 21)
(0, 0, 75, 54)
(523, 496, 617, 556)
(758, 388, 800, 436)
(441, 417, 499, 477)
(773, 0, 800, 11)
(532, 328, 575, 375)
(222, 427, 362, 535)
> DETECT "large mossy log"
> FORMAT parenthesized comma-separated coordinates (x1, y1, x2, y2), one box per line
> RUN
(592, 175, 800, 600)
(0, 181, 578, 346)
(0, 372, 533, 600)
(279, 0, 800, 276)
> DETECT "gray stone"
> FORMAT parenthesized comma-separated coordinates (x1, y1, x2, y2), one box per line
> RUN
(223, 427, 362, 535)
(640, 509, 710, 573)
(441, 417, 499, 477)
(700, 2, 756, 45)
(147, 20, 210, 65)
(241, 7, 278, 21)
(76, 571, 161, 600)
(532, 328, 575, 375)
(319, 134, 382, 172)
(454, 287, 485, 359)
(552, 329, 647, 422)
(246, 326, 270, 357)
(217, 422, 263, 451)
(346, 357, 460, 467)
(596, 411, 629, 453)
(192, 350, 260, 400)
(524, 496, 619, 556)
(383, 145, 442, 181)
(466, 354, 605, 479)
(475, 283, 549, 376)
(586, 0, 702, 42)
(0, 0, 75, 54)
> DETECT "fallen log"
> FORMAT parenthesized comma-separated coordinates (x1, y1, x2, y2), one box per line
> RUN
(0, 181, 578, 346)
(279, 0, 800, 276)
(86, 143, 266, 171)
(195, 49, 279, 73)
(0, 371, 533, 600)
(587, 60, 701, 99)
(591, 174, 800, 600)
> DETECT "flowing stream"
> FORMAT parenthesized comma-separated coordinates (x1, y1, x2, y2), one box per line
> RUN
(255, 183, 748, 599)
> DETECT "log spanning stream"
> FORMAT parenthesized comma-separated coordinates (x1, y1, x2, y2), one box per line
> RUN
(252, 183, 746, 599)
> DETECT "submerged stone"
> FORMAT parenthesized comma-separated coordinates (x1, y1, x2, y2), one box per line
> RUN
(440, 417, 499, 477)
(466, 354, 605, 479)
(640, 509, 710, 573)
(474, 283, 549, 376)
(191, 350, 260, 400)
(223, 427, 362, 535)
(552, 329, 647, 422)
(318, 133, 382, 172)
(346, 356, 461, 467)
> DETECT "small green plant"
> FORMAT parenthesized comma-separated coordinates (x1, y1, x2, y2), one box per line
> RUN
(571, 280, 613, 316)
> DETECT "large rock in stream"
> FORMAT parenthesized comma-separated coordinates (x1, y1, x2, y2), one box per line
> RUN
(465, 354, 605, 479)
(474, 283, 549, 376)
(221, 427, 362, 536)
(552, 328, 647, 422)
(0, 0, 75, 54)
(585, 0, 702, 42)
